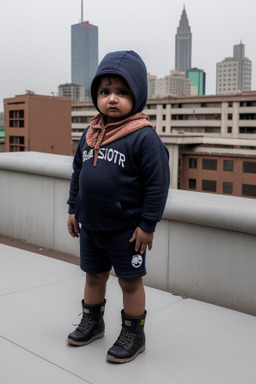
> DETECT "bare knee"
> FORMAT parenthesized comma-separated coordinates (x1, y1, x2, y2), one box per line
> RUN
(86, 271, 110, 287)
(118, 277, 142, 294)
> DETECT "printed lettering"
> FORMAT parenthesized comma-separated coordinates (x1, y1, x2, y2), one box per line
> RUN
(113, 150, 119, 163)
(83, 149, 93, 162)
(119, 153, 126, 167)
(98, 149, 104, 160)
(83, 147, 126, 167)
(107, 149, 114, 162)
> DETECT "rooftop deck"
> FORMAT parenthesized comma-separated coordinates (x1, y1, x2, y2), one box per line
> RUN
(1, 243, 256, 384)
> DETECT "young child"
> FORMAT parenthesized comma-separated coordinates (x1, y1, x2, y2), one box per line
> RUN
(67, 50, 170, 363)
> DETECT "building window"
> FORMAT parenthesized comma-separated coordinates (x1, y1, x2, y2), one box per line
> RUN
(9, 136, 25, 151)
(243, 161, 256, 174)
(202, 159, 217, 170)
(202, 180, 216, 192)
(9, 110, 25, 128)
(242, 184, 256, 197)
(189, 178, 196, 189)
(240, 127, 256, 134)
(227, 127, 232, 133)
(205, 127, 221, 133)
(72, 116, 89, 124)
(223, 160, 233, 172)
(223, 182, 233, 194)
(189, 158, 197, 169)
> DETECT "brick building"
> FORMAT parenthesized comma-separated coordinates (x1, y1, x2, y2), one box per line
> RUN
(180, 150, 256, 198)
(4, 92, 71, 155)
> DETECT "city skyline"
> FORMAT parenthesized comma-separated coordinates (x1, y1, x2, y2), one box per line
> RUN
(1, 0, 256, 110)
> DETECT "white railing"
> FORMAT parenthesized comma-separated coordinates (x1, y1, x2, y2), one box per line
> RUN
(0, 152, 256, 315)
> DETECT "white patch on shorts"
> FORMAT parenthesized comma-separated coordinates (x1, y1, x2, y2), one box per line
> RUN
(131, 254, 143, 268)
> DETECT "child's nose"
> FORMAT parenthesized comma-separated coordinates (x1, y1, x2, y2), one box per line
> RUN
(109, 93, 117, 103)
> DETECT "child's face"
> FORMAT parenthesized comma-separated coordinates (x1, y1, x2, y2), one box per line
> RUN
(97, 76, 134, 123)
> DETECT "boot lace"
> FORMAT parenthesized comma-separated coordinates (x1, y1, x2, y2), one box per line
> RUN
(115, 326, 134, 347)
(73, 313, 93, 333)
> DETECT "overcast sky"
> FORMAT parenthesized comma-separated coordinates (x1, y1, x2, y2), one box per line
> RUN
(1, 0, 256, 110)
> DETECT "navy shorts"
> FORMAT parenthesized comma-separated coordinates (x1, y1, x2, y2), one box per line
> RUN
(79, 226, 147, 279)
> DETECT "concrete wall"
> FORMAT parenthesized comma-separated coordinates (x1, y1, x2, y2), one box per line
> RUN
(0, 152, 79, 257)
(0, 152, 256, 315)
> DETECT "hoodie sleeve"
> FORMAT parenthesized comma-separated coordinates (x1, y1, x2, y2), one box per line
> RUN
(136, 130, 170, 232)
(67, 130, 87, 214)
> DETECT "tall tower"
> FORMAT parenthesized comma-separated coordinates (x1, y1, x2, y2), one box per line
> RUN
(71, 1, 98, 98)
(175, 6, 192, 73)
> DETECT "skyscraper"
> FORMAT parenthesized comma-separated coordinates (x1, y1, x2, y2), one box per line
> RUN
(71, 4, 98, 98)
(216, 42, 252, 94)
(175, 7, 192, 74)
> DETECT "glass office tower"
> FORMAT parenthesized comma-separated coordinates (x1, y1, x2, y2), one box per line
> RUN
(71, 21, 98, 98)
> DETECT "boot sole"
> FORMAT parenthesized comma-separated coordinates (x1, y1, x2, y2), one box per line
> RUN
(67, 331, 104, 346)
(106, 344, 145, 363)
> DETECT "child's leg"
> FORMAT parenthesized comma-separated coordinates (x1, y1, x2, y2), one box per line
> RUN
(84, 271, 110, 305)
(67, 271, 109, 346)
(106, 277, 146, 363)
(118, 276, 145, 317)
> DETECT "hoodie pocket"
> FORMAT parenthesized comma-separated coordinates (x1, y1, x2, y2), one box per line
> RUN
(75, 193, 125, 230)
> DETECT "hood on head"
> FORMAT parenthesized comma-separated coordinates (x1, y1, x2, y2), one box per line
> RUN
(91, 50, 148, 117)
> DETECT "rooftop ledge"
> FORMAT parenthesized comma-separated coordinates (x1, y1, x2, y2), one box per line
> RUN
(0, 151, 255, 236)
(0, 151, 73, 179)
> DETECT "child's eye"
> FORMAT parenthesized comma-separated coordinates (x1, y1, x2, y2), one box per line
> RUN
(120, 90, 129, 96)
(100, 89, 109, 95)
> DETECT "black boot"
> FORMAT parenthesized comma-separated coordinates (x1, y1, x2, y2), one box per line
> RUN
(67, 299, 106, 346)
(106, 310, 146, 363)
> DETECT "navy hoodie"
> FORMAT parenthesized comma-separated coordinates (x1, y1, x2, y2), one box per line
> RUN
(67, 50, 170, 232)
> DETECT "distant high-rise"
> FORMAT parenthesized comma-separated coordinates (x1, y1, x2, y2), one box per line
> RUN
(71, 4, 98, 98)
(187, 68, 206, 95)
(175, 7, 192, 73)
(147, 71, 190, 97)
(58, 83, 85, 102)
(216, 42, 252, 94)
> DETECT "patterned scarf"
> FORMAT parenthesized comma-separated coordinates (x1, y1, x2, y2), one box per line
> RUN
(86, 112, 154, 166)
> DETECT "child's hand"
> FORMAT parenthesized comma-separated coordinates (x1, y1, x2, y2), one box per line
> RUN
(129, 227, 154, 254)
(67, 214, 80, 238)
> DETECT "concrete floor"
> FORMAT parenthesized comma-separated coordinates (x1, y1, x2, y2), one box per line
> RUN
(1, 242, 256, 384)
